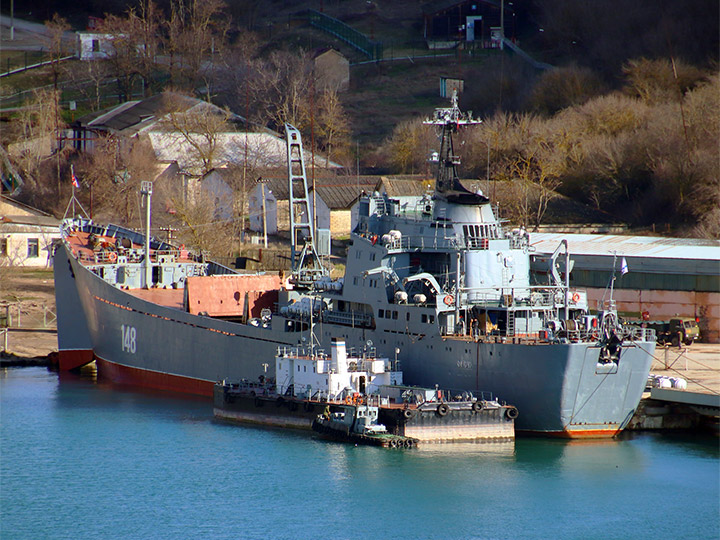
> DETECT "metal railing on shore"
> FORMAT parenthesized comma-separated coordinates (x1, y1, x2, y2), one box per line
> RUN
(0, 302, 56, 330)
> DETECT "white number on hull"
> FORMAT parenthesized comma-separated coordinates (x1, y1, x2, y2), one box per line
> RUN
(121, 324, 137, 354)
(457, 360, 472, 370)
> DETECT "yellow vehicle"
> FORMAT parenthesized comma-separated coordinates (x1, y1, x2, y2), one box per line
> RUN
(646, 317, 701, 346)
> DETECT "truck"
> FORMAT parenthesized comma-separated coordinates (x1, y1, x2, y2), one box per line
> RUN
(644, 317, 701, 346)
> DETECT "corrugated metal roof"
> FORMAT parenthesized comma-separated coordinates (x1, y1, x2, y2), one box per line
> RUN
(314, 176, 380, 209)
(252, 176, 380, 209)
(1, 215, 60, 228)
(82, 94, 184, 132)
(531, 233, 720, 261)
(381, 175, 432, 197)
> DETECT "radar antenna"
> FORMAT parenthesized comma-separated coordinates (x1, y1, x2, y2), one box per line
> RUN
(423, 90, 483, 198)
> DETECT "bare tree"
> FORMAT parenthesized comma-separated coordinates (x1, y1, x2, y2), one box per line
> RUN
(98, 2, 162, 101)
(65, 59, 112, 112)
(385, 117, 437, 174)
(249, 50, 313, 131)
(510, 142, 563, 229)
(158, 93, 233, 176)
(43, 14, 71, 92)
(166, 0, 229, 95)
(9, 89, 68, 206)
(530, 65, 607, 116)
(623, 58, 707, 105)
(74, 135, 158, 227)
(316, 87, 350, 167)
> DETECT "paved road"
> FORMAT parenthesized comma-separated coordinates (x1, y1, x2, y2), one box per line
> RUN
(0, 15, 75, 51)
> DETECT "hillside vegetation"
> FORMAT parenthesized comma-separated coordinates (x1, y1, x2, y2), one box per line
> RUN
(2, 0, 718, 238)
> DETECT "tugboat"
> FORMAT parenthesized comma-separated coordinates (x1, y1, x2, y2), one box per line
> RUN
(311, 401, 417, 448)
(213, 336, 402, 430)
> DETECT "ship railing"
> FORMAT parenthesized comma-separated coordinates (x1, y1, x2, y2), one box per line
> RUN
(383, 235, 461, 252)
(276, 345, 329, 360)
(465, 237, 493, 250)
(462, 285, 566, 308)
(620, 324, 656, 342)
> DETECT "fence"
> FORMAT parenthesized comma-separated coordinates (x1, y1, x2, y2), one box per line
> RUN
(0, 54, 74, 79)
(304, 9, 383, 61)
(0, 302, 57, 330)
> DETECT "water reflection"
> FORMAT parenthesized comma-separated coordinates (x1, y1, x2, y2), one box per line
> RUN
(514, 437, 645, 473)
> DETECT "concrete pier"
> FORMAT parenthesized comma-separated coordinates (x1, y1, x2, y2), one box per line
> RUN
(627, 343, 719, 432)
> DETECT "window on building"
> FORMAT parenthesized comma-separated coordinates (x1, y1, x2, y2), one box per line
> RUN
(27, 238, 39, 258)
(0, 238, 7, 257)
(91, 39, 100, 52)
(392, 311, 398, 320)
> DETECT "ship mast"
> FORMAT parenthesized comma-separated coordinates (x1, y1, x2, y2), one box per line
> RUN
(141, 180, 153, 289)
(423, 90, 482, 196)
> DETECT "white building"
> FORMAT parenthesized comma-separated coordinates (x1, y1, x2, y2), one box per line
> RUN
(76, 32, 116, 60)
(0, 197, 61, 267)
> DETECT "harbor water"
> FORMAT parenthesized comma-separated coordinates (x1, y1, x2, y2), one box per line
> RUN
(2, 367, 718, 540)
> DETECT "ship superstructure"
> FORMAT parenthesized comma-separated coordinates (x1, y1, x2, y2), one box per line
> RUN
(54, 98, 655, 437)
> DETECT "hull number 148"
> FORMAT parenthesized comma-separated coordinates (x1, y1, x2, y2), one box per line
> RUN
(121, 324, 137, 354)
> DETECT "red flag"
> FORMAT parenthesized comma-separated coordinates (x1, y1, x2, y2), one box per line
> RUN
(71, 171, 80, 188)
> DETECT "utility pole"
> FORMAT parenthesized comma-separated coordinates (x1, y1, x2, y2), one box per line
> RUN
(500, 0, 505, 49)
(141, 181, 153, 289)
(256, 177, 269, 248)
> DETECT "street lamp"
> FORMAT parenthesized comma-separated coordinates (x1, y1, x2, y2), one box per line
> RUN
(256, 177, 269, 248)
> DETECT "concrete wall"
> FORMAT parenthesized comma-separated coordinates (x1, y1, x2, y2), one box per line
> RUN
(77, 33, 115, 60)
(585, 287, 720, 343)
(249, 184, 278, 235)
(330, 209, 352, 236)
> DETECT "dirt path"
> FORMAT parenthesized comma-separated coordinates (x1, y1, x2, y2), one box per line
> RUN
(1, 267, 57, 359)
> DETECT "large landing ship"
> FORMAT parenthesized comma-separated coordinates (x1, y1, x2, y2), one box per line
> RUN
(54, 98, 655, 437)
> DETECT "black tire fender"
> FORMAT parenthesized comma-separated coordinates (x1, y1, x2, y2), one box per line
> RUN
(472, 401, 483, 412)
(506, 407, 519, 420)
(437, 403, 449, 417)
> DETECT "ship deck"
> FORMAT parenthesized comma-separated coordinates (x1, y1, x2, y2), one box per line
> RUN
(64, 229, 192, 309)
(65, 230, 194, 266)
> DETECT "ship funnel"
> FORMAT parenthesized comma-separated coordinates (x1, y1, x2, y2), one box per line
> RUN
(331, 338, 348, 374)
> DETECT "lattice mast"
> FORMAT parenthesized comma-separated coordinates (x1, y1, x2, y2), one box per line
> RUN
(423, 90, 481, 194)
(285, 124, 327, 287)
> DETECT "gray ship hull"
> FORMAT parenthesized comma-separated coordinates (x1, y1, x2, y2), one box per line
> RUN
(53, 242, 94, 370)
(57, 242, 654, 436)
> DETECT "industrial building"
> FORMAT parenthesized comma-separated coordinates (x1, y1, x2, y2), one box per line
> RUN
(530, 233, 720, 343)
